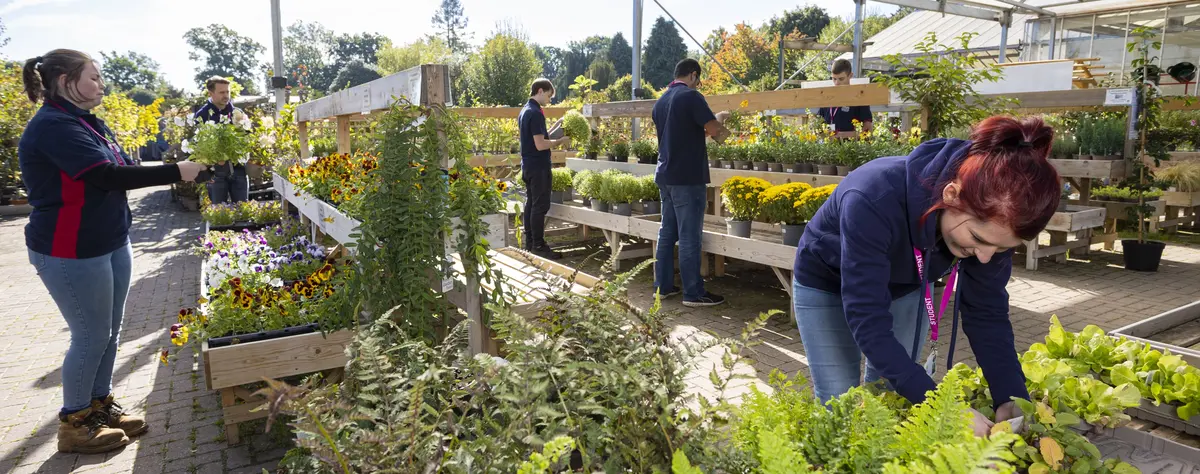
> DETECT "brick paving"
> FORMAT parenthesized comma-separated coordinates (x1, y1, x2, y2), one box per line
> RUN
(0, 187, 288, 474)
(1, 187, 1200, 473)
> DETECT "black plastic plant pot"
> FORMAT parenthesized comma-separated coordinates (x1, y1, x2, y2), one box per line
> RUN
(1122, 239, 1166, 272)
(207, 221, 281, 233)
(207, 322, 321, 348)
(609, 154, 623, 162)
(586, 152, 598, 160)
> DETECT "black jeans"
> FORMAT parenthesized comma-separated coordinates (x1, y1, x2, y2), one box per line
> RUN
(522, 167, 552, 250)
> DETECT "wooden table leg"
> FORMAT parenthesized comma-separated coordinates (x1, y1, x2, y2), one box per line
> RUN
(1024, 238, 1039, 271)
(221, 387, 240, 445)
(1103, 218, 1117, 251)
(772, 267, 794, 320)
(1050, 231, 1068, 263)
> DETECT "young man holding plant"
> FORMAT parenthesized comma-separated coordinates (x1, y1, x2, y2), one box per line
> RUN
(194, 76, 248, 204)
(518, 78, 569, 259)
(820, 59, 873, 139)
(652, 58, 732, 307)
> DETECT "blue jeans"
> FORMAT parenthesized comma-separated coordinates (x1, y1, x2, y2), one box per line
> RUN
(207, 164, 249, 203)
(792, 279, 927, 404)
(655, 184, 707, 300)
(29, 242, 133, 415)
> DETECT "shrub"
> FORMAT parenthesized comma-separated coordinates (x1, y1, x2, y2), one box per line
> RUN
(797, 184, 837, 221)
(720, 176, 772, 221)
(632, 139, 658, 160)
(609, 138, 631, 159)
(758, 182, 814, 225)
(551, 168, 574, 192)
(561, 110, 592, 141)
(573, 169, 601, 198)
(639, 175, 660, 201)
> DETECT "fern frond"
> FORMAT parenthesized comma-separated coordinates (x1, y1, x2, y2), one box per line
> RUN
(891, 370, 974, 463)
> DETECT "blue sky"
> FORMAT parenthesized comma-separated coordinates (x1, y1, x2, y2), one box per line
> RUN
(1, 0, 891, 91)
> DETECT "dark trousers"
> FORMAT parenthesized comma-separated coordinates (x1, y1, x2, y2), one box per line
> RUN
(522, 167, 552, 250)
(207, 163, 249, 204)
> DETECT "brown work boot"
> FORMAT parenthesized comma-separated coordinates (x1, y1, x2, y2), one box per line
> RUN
(57, 406, 129, 454)
(92, 395, 148, 437)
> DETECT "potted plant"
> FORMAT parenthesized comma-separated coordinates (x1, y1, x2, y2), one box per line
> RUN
(707, 142, 725, 168)
(834, 141, 856, 176)
(561, 110, 592, 153)
(1051, 133, 1079, 160)
(1074, 118, 1094, 160)
(639, 175, 661, 214)
(758, 182, 814, 246)
(573, 170, 597, 207)
(632, 139, 658, 164)
(609, 137, 630, 162)
(815, 143, 837, 176)
(730, 143, 752, 171)
(1123, 26, 1168, 272)
(1095, 117, 1126, 160)
(750, 143, 771, 172)
(766, 142, 785, 173)
(719, 176, 770, 237)
(785, 141, 813, 174)
(609, 173, 638, 216)
(550, 168, 574, 204)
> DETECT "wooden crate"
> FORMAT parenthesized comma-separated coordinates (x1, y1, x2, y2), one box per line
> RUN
(1022, 205, 1112, 270)
(201, 329, 354, 444)
(1165, 191, 1200, 208)
(1045, 205, 1106, 232)
(1048, 158, 1128, 180)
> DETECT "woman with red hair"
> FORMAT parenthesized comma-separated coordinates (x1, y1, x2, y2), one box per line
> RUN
(792, 116, 1061, 436)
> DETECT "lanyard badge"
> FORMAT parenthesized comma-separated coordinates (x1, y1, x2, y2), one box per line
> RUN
(913, 247, 958, 376)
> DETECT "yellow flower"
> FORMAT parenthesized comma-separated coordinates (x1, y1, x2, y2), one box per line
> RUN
(740, 100, 749, 108)
(159, 350, 169, 366)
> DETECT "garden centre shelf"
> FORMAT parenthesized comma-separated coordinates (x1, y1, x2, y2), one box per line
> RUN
(565, 158, 844, 188)
(1164, 191, 1200, 230)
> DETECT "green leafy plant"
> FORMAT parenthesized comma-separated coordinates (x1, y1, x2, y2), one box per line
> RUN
(1051, 133, 1079, 160)
(550, 167, 574, 192)
(573, 169, 601, 199)
(561, 110, 592, 142)
(632, 138, 658, 161)
(609, 138, 631, 160)
(639, 175, 660, 202)
(183, 110, 256, 166)
(872, 32, 1007, 138)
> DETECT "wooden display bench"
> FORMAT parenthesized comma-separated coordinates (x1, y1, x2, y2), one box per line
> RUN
(1070, 199, 1169, 247)
(1164, 191, 1200, 230)
(465, 150, 571, 169)
(1021, 205, 1110, 270)
(445, 247, 599, 355)
(546, 201, 654, 270)
(202, 329, 354, 445)
(566, 158, 844, 188)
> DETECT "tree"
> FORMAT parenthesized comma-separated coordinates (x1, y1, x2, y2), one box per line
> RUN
(329, 61, 383, 93)
(464, 33, 543, 106)
(99, 51, 161, 92)
(700, 24, 774, 94)
(332, 32, 391, 65)
(533, 45, 564, 82)
(128, 88, 159, 106)
(184, 24, 265, 95)
(0, 17, 9, 50)
(283, 21, 336, 94)
(608, 33, 633, 77)
(770, 5, 831, 39)
(431, 0, 471, 54)
(377, 37, 453, 75)
(586, 59, 617, 90)
(643, 17, 687, 88)
(604, 74, 659, 102)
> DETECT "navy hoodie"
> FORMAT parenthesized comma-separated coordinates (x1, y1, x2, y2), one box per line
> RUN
(793, 138, 1029, 409)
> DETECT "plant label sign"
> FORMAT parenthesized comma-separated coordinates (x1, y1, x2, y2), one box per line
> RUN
(582, 104, 593, 117)
(1104, 88, 1134, 106)
(361, 85, 372, 115)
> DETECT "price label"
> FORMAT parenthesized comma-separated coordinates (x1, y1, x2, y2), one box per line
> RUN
(582, 104, 593, 116)
(360, 85, 372, 115)
(1105, 88, 1134, 106)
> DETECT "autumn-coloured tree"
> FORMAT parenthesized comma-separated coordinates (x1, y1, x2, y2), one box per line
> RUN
(700, 24, 775, 95)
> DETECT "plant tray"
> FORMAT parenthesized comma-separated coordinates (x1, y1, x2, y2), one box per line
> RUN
(204, 220, 282, 234)
(205, 322, 320, 349)
(1111, 300, 1200, 367)
(1088, 419, 1200, 465)
(1127, 398, 1200, 436)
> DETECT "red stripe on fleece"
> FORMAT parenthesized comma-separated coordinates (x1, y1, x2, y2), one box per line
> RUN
(72, 160, 107, 180)
(51, 170, 85, 258)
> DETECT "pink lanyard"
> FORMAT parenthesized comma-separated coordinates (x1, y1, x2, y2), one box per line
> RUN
(828, 106, 839, 121)
(912, 247, 958, 342)
(48, 102, 129, 166)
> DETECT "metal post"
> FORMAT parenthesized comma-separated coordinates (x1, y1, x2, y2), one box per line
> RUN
(779, 39, 785, 88)
(1088, 13, 1096, 58)
(1160, 7, 1170, 68)
(853, 0, 865, 77)
(999, 11, 1010, 64)
(1120, 11, 1131, 85)
(631, 0, 643, 141)
(270, 0, 286, 119)
(1048, 16, 1057, 59)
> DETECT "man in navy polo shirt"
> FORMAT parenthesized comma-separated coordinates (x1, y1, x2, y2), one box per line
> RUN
(818, 59, 873, 139)
(652, 58, 731, 307)
(193, 76, 248, 203)
(518, 78, 569, 259)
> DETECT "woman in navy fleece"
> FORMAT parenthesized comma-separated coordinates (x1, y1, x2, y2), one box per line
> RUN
(792, 116, 1061, 436)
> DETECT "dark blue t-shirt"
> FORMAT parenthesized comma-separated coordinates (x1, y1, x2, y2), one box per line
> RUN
(819, 105, 873, 133)
(518, 99, 551, 170)
(18, 99, 134, 259)
(653, 83, 716, 186)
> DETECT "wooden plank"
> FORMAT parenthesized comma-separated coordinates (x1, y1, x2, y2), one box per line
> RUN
(420, 64, 449, 108)
(546, 203, 631, 233)
(336, 115, 351, 154)
(222, 398, 267, 425)
(1028, 231, 1117, 259)
(296, 66, 420, 122)
(1048, 159, 1128, 180)
(204, 330, 355, 389)
(564, 158, 844, 187)
(988, 89, 1111, 110)
(220, 388, 239, 445)
(1165, 191, 1200, 208)
(1044, 205, 1106, 232)
(782, 39, 854, 53)
(584, 84, 891, 118)
(465, 151, 570, 168)
(497, 247, 600, 288)
(298, 121, 310, 159)
(456, 107, 570, 119)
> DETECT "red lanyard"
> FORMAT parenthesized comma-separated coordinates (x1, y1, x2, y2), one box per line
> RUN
(47, 101, 129, 166)
(912, 247, 958, 342)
